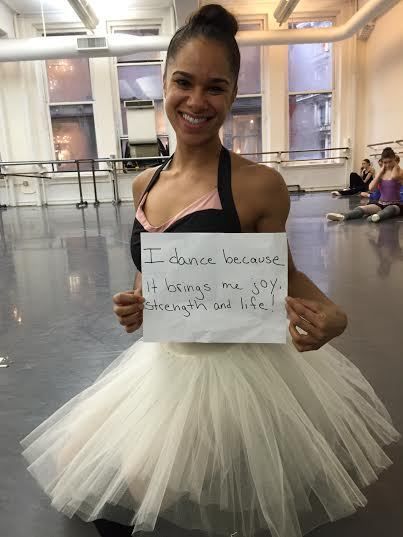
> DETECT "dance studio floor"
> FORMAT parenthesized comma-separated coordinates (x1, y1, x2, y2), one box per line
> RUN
(1, 193, 402, 537)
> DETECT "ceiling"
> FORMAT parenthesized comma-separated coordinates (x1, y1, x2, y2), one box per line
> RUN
(2, 0, 353, 16)
(2, 0, 172, 15)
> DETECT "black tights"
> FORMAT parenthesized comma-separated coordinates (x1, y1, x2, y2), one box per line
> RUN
(93, 520, 133, 537)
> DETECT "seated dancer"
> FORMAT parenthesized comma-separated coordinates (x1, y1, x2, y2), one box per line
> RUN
(327, 147, 403, 223)
(331, 158, 373, 196)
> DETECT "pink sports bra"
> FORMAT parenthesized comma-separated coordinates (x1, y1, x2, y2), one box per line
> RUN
(136, 188, 222, 233)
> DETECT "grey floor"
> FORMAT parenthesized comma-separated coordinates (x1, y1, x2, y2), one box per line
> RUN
(1, 193, 402, 537)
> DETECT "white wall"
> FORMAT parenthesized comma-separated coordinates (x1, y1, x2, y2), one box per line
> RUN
(0, 1, 15, 38)
(355, 0, 403, 164)
(0, 0, 16, 175)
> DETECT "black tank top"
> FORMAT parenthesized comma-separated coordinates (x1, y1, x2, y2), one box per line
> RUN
(130, 146, 241, 272)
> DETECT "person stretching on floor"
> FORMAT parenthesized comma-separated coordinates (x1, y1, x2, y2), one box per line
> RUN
(326, 147, 403, 223)
(331, 158, 373, 196)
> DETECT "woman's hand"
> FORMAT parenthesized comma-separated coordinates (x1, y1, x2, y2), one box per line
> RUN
(285, 297, 347, 352)
(113, 289, 145, 333)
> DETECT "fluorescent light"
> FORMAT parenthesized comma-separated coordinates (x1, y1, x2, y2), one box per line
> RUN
(90, 0, 130, 17)
(274, 0, 302, 25)
(67, 0, 99, 30)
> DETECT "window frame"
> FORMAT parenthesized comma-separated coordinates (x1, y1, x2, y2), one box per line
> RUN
(116, 60, 166, 135)
(286, 17, 336, 161)
(108, 21, 166, 144)
(223, 17, 265, 158)
(36, 26, 99, 169)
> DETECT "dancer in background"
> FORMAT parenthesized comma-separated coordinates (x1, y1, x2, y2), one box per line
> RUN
(331, 158, 373, 196)
(327, 147, 403, 223)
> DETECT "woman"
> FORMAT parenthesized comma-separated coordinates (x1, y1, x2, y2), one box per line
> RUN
(327, 147, 403, 223)
(22, 6, 399, 537)
(360, 159, 383, 200)
(331, 158, 373, 197)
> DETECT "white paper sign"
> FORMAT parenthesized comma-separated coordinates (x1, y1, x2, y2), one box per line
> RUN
(141, 233, 288, 343)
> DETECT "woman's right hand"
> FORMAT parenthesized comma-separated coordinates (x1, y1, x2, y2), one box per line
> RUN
(112, 289, 145, 333)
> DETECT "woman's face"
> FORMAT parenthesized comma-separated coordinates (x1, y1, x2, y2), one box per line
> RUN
(382, 157, 395, 170)
(362, 161, 369, 169)
(164, 38, 237, 147)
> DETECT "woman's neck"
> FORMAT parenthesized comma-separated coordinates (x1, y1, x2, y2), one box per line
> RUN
(171, 137, 223, 173)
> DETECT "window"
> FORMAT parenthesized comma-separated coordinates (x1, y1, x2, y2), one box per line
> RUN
(46, 55, 98, 171)
(223, 22, 263, 160)
(223, 97, 261, 156)
(288, 21, 333, 160)
(117, 64, 166, 141)
(47, 58, 92, 102)
(115, 28, 168, 153)
(117, 28, 160, 63)
(50, 105, 98, 168)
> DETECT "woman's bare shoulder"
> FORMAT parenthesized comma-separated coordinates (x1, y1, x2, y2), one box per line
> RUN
(132, 166, 160, 208)
(230, 152, 287, 198)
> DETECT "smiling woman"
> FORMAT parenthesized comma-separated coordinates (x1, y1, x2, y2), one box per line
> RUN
(21, 4, 400, 537)
(162, 4, 239, 147)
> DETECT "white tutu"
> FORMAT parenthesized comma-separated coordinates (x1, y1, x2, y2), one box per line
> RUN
(21, 339, 400, 537)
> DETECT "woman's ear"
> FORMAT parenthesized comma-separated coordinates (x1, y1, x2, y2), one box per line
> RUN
(231, 85, 238, 105)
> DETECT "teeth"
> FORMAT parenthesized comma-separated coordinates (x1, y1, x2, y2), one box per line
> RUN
(182, 113, 208, 125)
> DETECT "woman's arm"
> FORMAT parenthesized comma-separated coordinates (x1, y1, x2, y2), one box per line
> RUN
(112, 168, 156, 333)
(368, 165, 385, 191)
(363, 171, 373, 183)
(254, 168, 347, 351)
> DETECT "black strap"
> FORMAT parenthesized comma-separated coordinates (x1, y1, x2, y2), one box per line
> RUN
(143, 156, 174, 196)
(217, 147, 241, 230)
(140, 147, 241, 231)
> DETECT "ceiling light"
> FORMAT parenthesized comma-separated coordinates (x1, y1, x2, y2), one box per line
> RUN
(67, 0, 99, 30)
(274, 0, 302, 25)
(90, 0, 130, 17)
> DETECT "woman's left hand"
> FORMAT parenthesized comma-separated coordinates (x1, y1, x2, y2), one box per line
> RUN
(285, 297, 347, 352)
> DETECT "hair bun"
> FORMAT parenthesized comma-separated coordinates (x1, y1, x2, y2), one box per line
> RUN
(188, 4, 238, 38)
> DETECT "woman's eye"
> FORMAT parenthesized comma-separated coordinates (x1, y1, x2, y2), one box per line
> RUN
(209, 87, 224, 94)
(175, 79, 191, 88)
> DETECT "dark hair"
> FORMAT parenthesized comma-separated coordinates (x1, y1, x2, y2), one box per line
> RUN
(381, 147, 396, 160)
(363, 159, 370, 165)
(164, 4, 240, 85)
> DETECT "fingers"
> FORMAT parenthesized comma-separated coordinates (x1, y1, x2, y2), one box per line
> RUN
(287, 296, 322, 314)
(123, 320, 142, 333)
(119, 312, 143, 333)
(286, 305, 321, 340)
(113, 290, 144, 306)
(289, 323, 320, 352)
(285, 298, 322, 328)
(113, 302, 144, 317)
(118, 311, 142, 325)
(125, 320, 143, 333)
(123, 315, 143, 333)
(113, 290, 145, 333)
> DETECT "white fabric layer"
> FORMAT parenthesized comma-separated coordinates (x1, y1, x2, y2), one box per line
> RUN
(21, 339, 400, 537)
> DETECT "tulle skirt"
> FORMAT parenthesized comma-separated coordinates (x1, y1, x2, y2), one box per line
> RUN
(21, 339, 400, 537)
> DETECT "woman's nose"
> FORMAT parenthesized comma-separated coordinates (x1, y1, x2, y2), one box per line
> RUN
(187, 88, 208, 111)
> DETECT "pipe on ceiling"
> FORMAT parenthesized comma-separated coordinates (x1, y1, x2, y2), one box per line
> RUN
(0, 0, 399, 62)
